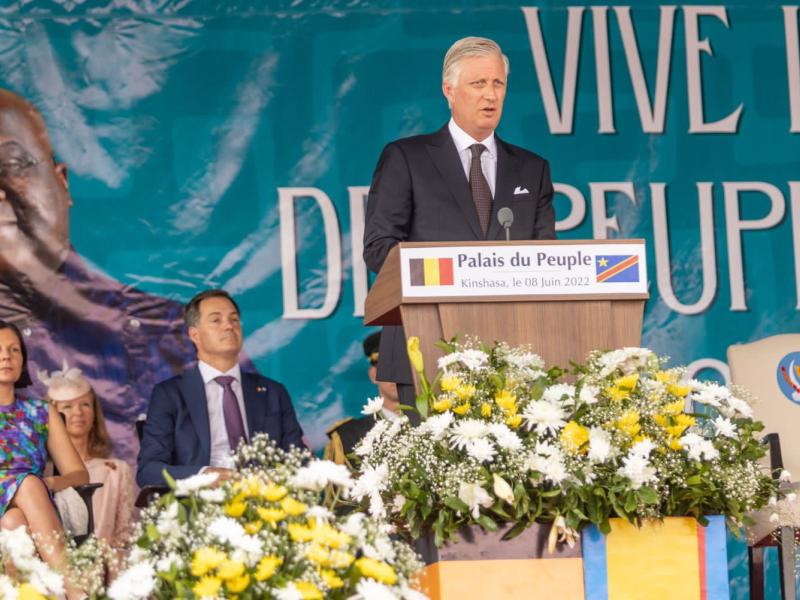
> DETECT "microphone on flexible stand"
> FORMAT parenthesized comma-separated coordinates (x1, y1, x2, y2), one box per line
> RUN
(497, 207, 514, 241)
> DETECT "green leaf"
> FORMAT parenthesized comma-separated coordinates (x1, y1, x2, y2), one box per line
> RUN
(637, 487, 660, 504)
(501, 521, 530, 541)
(686, 475, 702, 486)
(416, 393, 429, 419)
(476, 515, 499, 531)
(443, 496, 470, 513)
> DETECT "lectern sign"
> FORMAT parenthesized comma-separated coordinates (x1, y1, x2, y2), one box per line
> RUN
(399, 241, 648, 299)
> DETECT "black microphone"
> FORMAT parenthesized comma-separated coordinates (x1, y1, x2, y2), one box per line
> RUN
(497, 207, 514, 241)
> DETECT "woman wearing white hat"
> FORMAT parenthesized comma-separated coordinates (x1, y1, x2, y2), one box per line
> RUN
(40, 362, 136, 560)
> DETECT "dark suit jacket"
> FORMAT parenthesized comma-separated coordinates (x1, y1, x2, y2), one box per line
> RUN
(136, 367, 305, 486)
(363, 124, 556, 384)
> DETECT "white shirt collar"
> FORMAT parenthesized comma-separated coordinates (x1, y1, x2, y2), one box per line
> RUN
(198, 360, 241, 385)
(448, 117, 496, 158)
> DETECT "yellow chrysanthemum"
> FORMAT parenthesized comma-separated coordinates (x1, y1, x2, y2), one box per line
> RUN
(669, 437, 683, 451)
(505, 414, 523, 429)
(656, 370, 678, 384)
(615, 373, 640, 390)
(16, 584, 46, 600)
(675, 414, 696, 428)
(632, 434, 649, 445)
(193, 575, 222, 597)
(294, 581, 324, 600)
(666, 425, 687, 438)
(321, 569, 345, 589)
(653, 413, 668, 428)
(495, 389, 517, 414)
(305, 543, 330, 566)
(560, 421, 590, 453)
(191, 547, 227, 577)
(452, 403, 470, 415)
(407, 336, 424, 374)
(440, 375, 461, 392)
(328, 549, 356, 568)
(244, 520, 263, 535)
(288, 523, 315, 542)
(480, 402, 492, 417)
(262, 483, 288, 502)
(280, 496, 308, 516)
(315, 524, 351, 549)
(616, 411, 641, 437)
(664, 398, 685, 415)
(606, 385, 629, 402)
(455, 383, 477, 401)
(355, 557, 399, 585)
(257, 506, 287, 525)
(216, 559, 245, 580)
(240, 475, 263, 498)
(226, 574, 251, 594)
(432, 397, 453, 412)
(224, 499, 247, 518)
(254, 556, 283, 581)
(667, 383, 690, 397)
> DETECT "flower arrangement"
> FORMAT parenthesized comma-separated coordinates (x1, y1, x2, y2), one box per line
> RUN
(0, 525, 64, 600)
(108, 434, 425, 600)
(350, 338, 778, 546)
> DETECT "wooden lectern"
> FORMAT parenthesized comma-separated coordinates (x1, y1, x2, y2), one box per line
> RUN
(364, 240, 649, 390)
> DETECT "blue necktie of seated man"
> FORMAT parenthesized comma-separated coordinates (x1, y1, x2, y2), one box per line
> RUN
(214, 375, 246, 451)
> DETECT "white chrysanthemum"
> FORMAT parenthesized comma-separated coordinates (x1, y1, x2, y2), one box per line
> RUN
(418, 411, 454, 441)
(449, 419, 490, 450)
(361, 396, 385, 416)
(400, 584, 430, 600)
(542, 384, 576, 404)
(504, 351, 545, 371)
(522, 400, 566, 436)
(779, 469, 792, 483)
(688, 381, 728, 409)
(680, 432, 720, 461)
(438, 349, 489, 372)
(306, 506, 334, 522)
(0, 576, 15, 600)
(0, 527, 64, 597)
(340, 512, 367, 537)
(107, 561, 157, 600)
(207, 517, 261, 554)
(488, 423, 523, 451)
(174, 471, 219, 496)
(155, 501, 181, 538)
(597, 347, 653, 376)
(527, 444, 568, 484)
(291, 460, 353, 491)
(466, 438, 496, 463)
(351, 464, 389, 518)
(352, 578, 400, 600)
(458, 482, 493, 518)
(617, 452, 656, 490)
(724, 396, 754, 419)
(578, 383, 600, 404)
(587, 427, 613, 463)
(712, 416, 737, 438)
(630, 438, 656, 458)
(198, 488, 226, 503)
(155, 552, 183, 574)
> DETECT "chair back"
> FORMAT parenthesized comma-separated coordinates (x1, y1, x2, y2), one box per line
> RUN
(728, 334, 800, 477)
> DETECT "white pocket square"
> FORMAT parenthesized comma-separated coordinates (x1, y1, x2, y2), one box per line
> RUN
(513, 186, 529, 195)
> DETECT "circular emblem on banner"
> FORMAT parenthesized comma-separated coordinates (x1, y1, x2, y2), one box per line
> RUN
(777, 352, 800, 405)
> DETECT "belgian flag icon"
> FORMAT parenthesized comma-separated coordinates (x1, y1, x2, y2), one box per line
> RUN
(409, 258, 454, 286)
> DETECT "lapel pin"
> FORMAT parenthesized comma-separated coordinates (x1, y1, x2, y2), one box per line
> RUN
(256, 386, 267, 393)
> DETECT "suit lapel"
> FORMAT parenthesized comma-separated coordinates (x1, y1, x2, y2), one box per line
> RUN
(426, 126, 484, 239)
(241, 372, 264, 440)
(183, 367, 211, 462)
(487, 137, 519, 240)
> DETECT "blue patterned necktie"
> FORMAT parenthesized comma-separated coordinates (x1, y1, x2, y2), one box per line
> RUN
(214, 375, 246, 451)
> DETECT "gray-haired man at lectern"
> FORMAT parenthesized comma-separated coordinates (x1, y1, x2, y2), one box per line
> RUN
(363, 36, 557, 409)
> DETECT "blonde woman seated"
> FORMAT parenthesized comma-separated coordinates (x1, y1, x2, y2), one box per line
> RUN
(41, 363, 136, 553)
(0, 321, 89, 599)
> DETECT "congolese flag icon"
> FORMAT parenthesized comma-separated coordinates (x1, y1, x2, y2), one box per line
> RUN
(410, 258, 454, 286)
(596, 255, 640, 283)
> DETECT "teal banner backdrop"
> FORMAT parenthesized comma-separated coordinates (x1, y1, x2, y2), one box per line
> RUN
(0, 1, 797, 453)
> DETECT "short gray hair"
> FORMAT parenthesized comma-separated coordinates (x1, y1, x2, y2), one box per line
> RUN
(442, 37, 509, 87)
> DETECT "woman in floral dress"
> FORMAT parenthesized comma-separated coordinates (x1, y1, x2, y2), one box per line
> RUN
(0, 320, 88, 595)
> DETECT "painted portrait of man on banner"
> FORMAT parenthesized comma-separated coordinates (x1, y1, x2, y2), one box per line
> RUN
(0, 89, 196, 462)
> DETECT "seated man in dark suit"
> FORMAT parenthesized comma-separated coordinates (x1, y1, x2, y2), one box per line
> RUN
(137, 289, 304, 486)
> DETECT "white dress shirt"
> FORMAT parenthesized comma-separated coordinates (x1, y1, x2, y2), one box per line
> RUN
(198, 360, 250, 469)
(448, 117, 498, 197)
